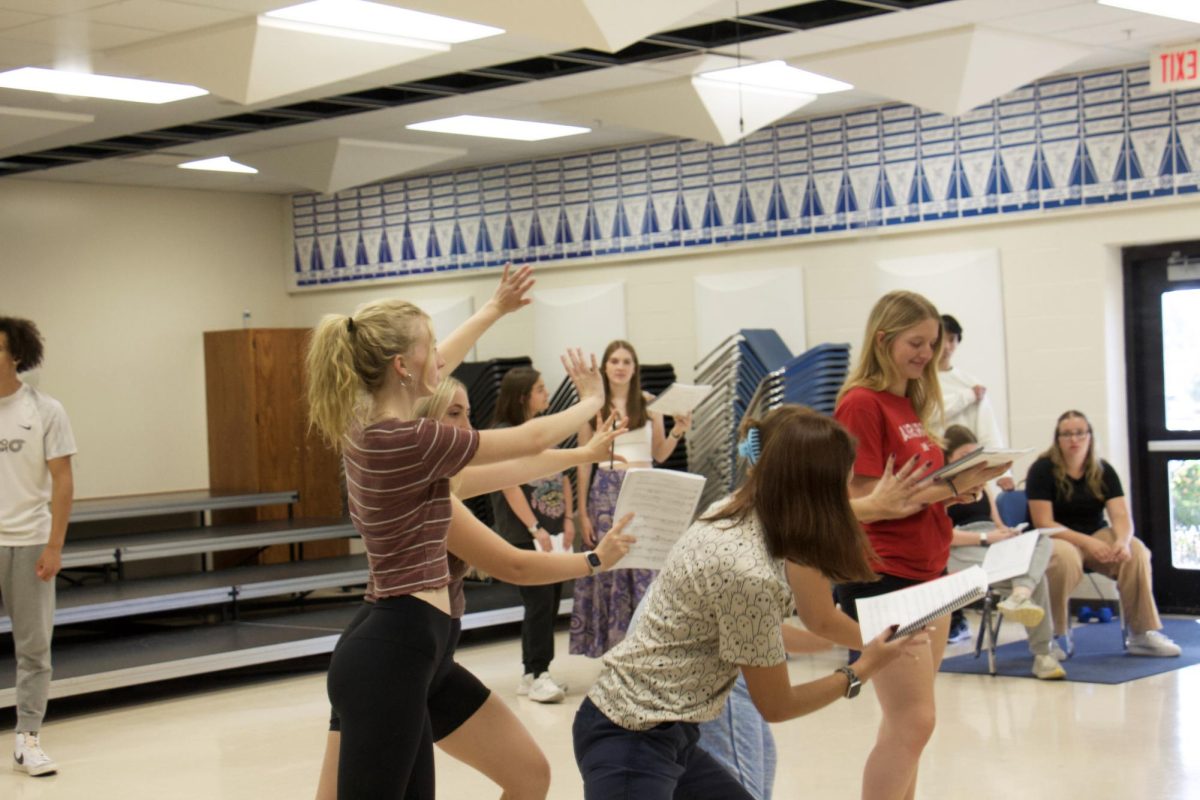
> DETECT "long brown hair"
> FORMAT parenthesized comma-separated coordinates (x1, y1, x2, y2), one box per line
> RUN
(838, 291, 945, 437)
(595, 339, 648, 430)
(493, 367, 541, 426)
(703, 405, 877, 583)
(1041, 410, 1106, 502)
(942, 424, 978, 457)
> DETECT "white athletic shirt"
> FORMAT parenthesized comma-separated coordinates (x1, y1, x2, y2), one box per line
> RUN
(0, 383, 77, 546)
(610, 421, 653, 466)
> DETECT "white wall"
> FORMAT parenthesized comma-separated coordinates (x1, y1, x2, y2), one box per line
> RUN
(5, 175, 1197, 506)
(0, 178, 291, 498)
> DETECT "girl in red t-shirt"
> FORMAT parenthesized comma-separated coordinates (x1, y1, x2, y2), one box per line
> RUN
(833, 290, 1007, 800)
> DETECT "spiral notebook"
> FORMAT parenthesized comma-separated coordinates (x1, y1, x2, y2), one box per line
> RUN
(856, 566, 989, 642)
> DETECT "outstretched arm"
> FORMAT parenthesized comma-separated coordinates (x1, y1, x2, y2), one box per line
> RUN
(438, 263, 534, 373)
(446, 497, 634, 584)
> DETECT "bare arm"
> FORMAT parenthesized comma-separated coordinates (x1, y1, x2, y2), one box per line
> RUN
(469, 350, 603, 466)
(740, 627, 927, 723)
(651, 407, 691, 464)
(786, 562, 862, 650)
(438, 263, 533, 373)
(445, 497, 634, 584)
(37, 456, 73, 581)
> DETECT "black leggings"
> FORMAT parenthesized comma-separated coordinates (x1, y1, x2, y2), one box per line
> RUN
(327, 595, 452, 799)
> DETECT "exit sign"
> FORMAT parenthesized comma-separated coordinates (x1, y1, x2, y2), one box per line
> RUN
(1151, 42, 1200, 93)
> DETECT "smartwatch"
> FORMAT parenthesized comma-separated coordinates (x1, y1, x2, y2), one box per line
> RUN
(584, 551, 603, 575)
(527, 522, 540, 536)
(979, 531, 989, 547)
(835, 666, 862, 699)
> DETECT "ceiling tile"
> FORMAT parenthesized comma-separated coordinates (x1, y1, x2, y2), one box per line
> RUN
(3, 17, 164, 49)
(0, 35, 56, 67)
(0, 0, 111, 13)
(928, 0, 1091, 24)
(88, 0, 246, 33)
(0, 9, 45, 29)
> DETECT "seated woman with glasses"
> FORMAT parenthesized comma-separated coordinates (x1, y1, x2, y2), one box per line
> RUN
(1029, 410, 1180, 657)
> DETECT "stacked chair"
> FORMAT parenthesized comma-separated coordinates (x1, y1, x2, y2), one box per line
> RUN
(738, 342, 853, 486)
(452, 357, 533, 528)
(688, 330, 792, 510)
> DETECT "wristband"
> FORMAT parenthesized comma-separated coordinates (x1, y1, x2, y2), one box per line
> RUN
(527, 522, 540, 535)
(979, 531, 988, 547)
(946, 477, 959, 497)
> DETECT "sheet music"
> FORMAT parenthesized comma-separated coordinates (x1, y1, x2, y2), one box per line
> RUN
(856, 566, 988, 642)
(981, 533, 1040, 584)
(646, 383, 714, 417)
(610, 468, 706, 571)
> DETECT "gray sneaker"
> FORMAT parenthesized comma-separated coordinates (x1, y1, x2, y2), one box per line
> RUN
(1127, 630, 1181, 657)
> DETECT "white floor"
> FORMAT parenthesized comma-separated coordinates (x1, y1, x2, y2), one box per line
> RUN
(2, 613, 1197, 799)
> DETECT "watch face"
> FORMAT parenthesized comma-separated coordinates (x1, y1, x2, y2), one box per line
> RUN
(586, 552, 602, 568)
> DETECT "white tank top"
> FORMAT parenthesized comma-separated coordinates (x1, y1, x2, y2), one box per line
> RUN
(611, 421, 653, 466)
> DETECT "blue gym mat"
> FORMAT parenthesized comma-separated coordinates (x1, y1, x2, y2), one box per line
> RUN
(939, 618, 1200, 684)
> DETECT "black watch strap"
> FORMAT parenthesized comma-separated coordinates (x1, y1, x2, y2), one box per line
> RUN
(835, 666, 862, 699)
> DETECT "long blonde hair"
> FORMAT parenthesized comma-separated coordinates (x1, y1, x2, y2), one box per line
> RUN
(414, 377, 467, 421)
(1041, 409, 1106, 502)
(838, 291, 945, 436)
(305, 298, 430, 448)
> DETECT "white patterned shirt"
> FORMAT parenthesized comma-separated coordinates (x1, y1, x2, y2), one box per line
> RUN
(587, 503, 793, 731)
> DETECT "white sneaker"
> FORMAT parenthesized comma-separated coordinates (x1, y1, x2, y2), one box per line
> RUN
(1032, 654, 1067, 680)
(1127, 630, 1182, 657)
(998, 595, 1046, 629)
(527, 672, 566, 704)
(517, 673, 534, 696)
(14, 732, 56, 777)
(1052, 633, 1073, 660)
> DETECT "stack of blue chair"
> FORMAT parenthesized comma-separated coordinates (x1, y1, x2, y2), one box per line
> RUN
(688, 330, 792, 509)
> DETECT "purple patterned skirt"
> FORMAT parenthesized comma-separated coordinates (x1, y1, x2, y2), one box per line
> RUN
(569, 467, 657, 658)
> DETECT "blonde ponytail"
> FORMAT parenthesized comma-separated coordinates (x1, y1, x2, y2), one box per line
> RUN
(305, 299, 430, 448)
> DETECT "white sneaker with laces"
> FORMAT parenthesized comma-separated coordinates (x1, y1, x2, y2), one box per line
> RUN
(1127, 630, 1182, 657)
(527, 672, 566, 704)
(998, 596, 1046, 629)
(1052, 633, 1074, 660)
(1032, 654, 1067, 680)
(14, 732, 56, 777)
(517, 673, 534, 696)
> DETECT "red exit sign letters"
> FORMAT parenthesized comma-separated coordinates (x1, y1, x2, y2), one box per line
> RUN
(1151, 43, 1200, 93)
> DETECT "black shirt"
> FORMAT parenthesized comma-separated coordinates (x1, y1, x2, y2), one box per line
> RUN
(947, 491, 992, 528)
(1025, 456, 1124, 535)
(488, 424, 569, 547)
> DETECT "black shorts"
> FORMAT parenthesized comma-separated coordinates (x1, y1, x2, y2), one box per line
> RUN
(329, 605, 491, 741)
(835, 573, 929, 663)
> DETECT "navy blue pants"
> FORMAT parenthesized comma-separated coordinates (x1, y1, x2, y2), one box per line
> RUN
(573, 697, 755, 800)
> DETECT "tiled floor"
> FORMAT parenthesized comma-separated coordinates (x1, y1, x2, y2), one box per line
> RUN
(1, 614, 1196, 799)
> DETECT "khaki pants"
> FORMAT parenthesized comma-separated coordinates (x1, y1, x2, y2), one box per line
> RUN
(1044, 528, 1162, 637)
(0, 545, 56, 733)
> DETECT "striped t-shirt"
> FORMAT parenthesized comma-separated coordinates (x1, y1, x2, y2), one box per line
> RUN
(344, 417, 480, 600)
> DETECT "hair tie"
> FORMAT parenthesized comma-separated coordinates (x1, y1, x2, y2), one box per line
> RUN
(346, 316, 356, 334)
(737, 427, 761, 465)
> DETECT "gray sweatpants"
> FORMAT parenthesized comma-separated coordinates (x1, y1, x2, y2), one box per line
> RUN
(0, 545, 55, 732)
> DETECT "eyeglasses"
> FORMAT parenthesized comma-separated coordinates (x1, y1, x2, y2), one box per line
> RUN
(1057, 430, 1091, 440)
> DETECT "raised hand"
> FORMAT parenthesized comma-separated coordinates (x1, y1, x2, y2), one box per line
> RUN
(592, 513, 636, 570)
(583, 412, 629, 464)
(868, 454, 932, 520)
(562, 348, 603, 402)
(486, 263, 535, 316)
(671, 412, 692, 436)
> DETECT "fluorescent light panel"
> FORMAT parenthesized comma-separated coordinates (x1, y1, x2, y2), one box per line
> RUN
(178, 156, 258, 174)
(0, 67, 207, 104)
(407, 115, 590, 141)
(1098, 0, 1200, 24)
(697, 61, 852, 95)
(266, 0, 503, 44)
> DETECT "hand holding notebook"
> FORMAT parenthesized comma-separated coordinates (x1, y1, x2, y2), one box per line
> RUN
(856, 566, 989, 642)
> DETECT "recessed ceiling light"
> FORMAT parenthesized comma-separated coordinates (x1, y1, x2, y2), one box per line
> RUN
(178, 156, 258, 174)
(0, 67, 207, 104)
(696, 61, 852, 95)
(407, 115, 590, 141)
(1098, 0, 1200, 24)
(265, 0, 503, 44)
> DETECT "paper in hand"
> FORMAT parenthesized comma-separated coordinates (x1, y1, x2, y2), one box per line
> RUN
(609, 468, 706, 570)
(647, 383, 714, 417)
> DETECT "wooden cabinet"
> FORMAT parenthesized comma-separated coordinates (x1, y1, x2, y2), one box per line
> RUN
(203, 328, 346, 564)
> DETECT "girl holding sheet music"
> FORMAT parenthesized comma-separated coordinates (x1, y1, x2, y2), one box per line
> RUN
(570, 339, 693, 657)
(941, 425, 1063, 680)
(833, 290, 1009, 800)
(573, 406, 926, 800)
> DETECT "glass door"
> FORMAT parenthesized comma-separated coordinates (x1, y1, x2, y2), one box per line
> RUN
(1125, 241, 1200, 613)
